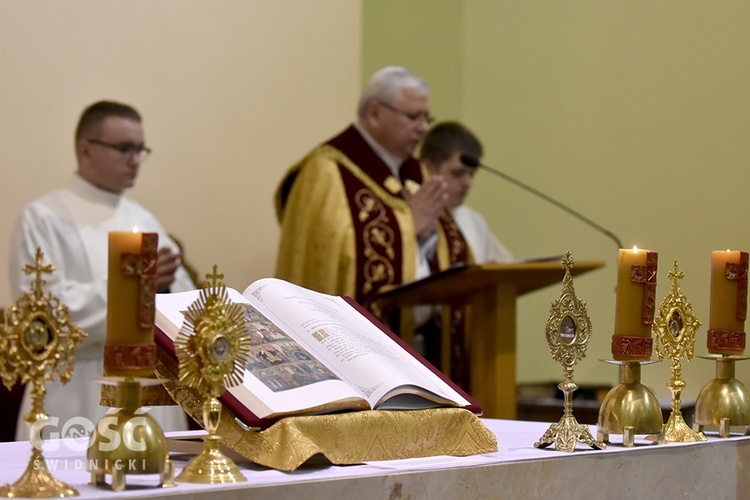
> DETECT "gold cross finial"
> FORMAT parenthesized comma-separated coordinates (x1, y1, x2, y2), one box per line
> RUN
(668, 260, 684, 287)
(22, 248, 55, 299)
(561, 251, 575, 271)
(204, 265, 225, 288)
(559, 251, 576, 288)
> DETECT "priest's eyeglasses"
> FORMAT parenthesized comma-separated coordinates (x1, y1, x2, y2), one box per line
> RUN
(87, 139, 152, 160)
(378, 101, 435, 125)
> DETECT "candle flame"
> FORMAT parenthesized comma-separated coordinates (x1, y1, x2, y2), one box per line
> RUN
(633, 245, 639, 252)
(727, 249, 732, 252)
(132, 226, 140, 233)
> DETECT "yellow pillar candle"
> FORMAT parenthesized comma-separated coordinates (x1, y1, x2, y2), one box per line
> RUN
(105, 228, 158, 377)
(708, 250, 748, 355)
(612, 246, 658, 360)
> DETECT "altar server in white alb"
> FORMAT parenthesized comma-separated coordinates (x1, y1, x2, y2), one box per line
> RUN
(8, 100, 195, 440)
(419, 121, 514, 264)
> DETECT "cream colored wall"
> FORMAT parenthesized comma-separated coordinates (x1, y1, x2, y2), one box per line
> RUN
(363, 1, 750, 402)
(0, 2, 361, 304)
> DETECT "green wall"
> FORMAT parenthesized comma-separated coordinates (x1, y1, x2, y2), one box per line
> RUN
(363, 0, 750, 403)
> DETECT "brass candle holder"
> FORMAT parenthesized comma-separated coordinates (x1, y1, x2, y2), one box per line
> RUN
(597, 360, 663, 447)
(88, 230, 175, 491)
(174, 266, 251, 483)
(652, 260, 706, 443)
(87, 376, 175, 491)
(534, 253, 605, 452)
(693, 250, 750, 437)
(693, 355, 750, 437)
(598, 247, 663, 447)
(0, 249, 87, 498)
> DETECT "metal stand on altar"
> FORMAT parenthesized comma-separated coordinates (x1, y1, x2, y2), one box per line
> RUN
(88, 229, 175, 491)
(693, 355, 750, 437)
(0, 249, 87, 497)
(693, 250, 750, 437)
(88, 377, 175, 491)
(174, 266, 252, 483)
(534, 253, 605, 452)
(598, 247, 663, 447)
(597, 361, 663, 447)
(652, 260, 706, 443)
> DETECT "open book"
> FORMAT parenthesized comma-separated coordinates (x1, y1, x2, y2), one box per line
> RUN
(155, 278, 479, 429)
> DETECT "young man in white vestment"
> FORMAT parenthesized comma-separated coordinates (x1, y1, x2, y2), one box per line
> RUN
(8, 101, 195, 440)
(420, 121, 514, 264)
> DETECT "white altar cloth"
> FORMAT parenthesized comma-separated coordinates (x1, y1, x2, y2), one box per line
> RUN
(2, 419, 748, 499)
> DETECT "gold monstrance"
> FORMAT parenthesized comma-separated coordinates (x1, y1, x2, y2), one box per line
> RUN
(653, 261, 706, 442)
(0, 249, 87, 498)
(174, 266, 251, 483)
(535, 253, 605, 452)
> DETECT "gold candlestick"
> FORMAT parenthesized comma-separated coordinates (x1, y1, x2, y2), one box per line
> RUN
(534, 253, 605, 452)
(598, 250, 663, 447)
(694, 250, 750, 437)
(652, 260, 706, 443)
(693, 355, 750, 437)
(88, 376, 175, 491)
(175, 266, 251, 483)
(0, 249, 87, 498)
(597, 360, 663, 447)
(88, 229, 174, 491)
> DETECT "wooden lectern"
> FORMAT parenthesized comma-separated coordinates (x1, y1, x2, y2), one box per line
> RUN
(376, 260, 604, 419)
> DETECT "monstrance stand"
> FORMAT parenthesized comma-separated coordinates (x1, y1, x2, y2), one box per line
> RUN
(653, 261, 706, 442)
(0, 249, 87, 498)
(534, 252, 605, 452)
(174, 266, 251, 483)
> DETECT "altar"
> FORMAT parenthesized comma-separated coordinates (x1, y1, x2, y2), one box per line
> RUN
(3, 419, 748, 499)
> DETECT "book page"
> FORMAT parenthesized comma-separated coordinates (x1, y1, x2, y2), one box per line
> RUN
(243, 279, 470, 409)
(155, 289, 368, 419)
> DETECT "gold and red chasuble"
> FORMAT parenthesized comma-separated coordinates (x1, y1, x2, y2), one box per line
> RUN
(328, 126, 470, 308)
(275, 125, 470, 314)
(275, 126, 472, 386)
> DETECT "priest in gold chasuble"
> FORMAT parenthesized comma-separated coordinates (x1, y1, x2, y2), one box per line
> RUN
(274, 67, 472, 377)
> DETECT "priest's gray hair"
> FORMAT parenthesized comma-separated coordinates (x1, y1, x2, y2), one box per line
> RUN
(357, 66, 429, 119)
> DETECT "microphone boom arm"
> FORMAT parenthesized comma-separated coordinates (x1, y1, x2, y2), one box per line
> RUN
(460, 153, 623, 249)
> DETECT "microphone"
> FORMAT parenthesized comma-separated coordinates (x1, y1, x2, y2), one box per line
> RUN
(460, 154, 623, 249)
